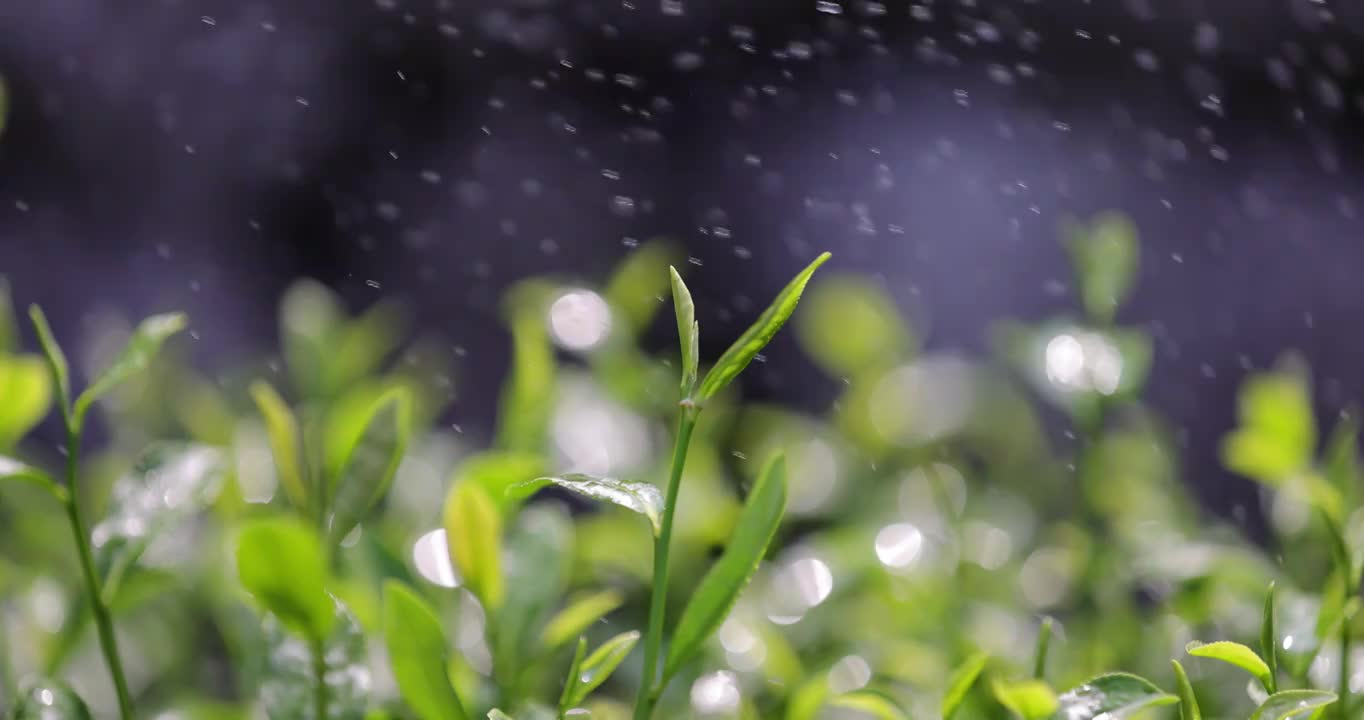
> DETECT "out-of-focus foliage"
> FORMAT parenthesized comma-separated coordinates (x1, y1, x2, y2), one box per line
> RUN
(0, 219, 1359, 720)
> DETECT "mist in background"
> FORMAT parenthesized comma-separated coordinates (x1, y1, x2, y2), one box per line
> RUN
(1, 0, 1363, 522)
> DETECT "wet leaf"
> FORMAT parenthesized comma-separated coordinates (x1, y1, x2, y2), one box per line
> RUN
(9, 677, 93, 719)
(662, 453, 787, 683)
(1186, 641, 1273, 689)
(250, 380, 310, 510)
(236, 517, 334, 642)
(542, 590, 625, 650)
(382, 580, 469, 720)
(444, 482, 504, 610)
(1170, 660, 1201, 720)
(829, 688, 909, 720)
(991, 679, 1057, 719)
(514, 474, 663, 536)
(561, 630, 639, 709)
(557, 637, 589, 714)
(93, 443, 226, 603)
(326, 387, 413, 544)
(0, 354, 52, 450)
(1249, 690, 1337, 720)
(73, 312, 187, 423)
(669, 266, 698, 396)
(942, 652, 989, 719)
(1052, 672, 1177, 719)
(695, 252, 830, 402)
(261, 598, 368, 720)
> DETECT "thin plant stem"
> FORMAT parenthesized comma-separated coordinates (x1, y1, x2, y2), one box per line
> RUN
(311, 635, 328, 720)
(633, 409, 698, 720)
(1340, 617, 1351, 720)
(62, 424, 134, 719)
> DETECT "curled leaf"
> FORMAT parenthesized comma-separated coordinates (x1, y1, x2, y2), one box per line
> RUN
(514, 474, 663, 536)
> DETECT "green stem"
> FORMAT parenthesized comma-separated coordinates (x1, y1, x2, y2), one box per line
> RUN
(62, 424, 134, 719)
(633, 409, 698, 720)
(311, 635, 328, 720)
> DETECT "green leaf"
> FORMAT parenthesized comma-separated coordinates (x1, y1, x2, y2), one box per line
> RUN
(260, 598, 368, 720)
(28, 305, 71, 421)
(497, 301, 556, 452)
(670, 266, 698, 396)
(605, 240, 678, 337)
(1170, 660, 1201, 720)
(1186, 640, 1273, 689)
(662, 453, 787, 683)
(326, 387, 413, 544)
(542, 590, 625, 649)
(829, 688, 909, 720)
(1052, 673, 1178, 720)
(93, 443, 226, 603)
(451, 451, 544, 515)
(73, 312, 187, 423)
(1249, 690, 1338, 720)
(562, 630, 640, 709)
(695, 252, 830, 402)
(1221, 368, 1316, 485)
(235, 517, 334, 642)
(0, 354, 52, 449)
(249, 380, 310, 511)
(794, 273, 912, 377)
(943, 652, 989, 719)
(991, 679, 1058, 719)
(1262, 582, 1279, 693)
(0, 454, 64, 502)
(1064, 211, 1139, 323)
(9, 677, 93, 719)
(513, 474, 664, 536)
(445, 481, 504, 610)
(557, 637, 589, 713)
(382, 580, 469, 720)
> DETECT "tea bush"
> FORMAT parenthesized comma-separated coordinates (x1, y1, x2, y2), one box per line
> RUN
(0, 216, 1357, 719)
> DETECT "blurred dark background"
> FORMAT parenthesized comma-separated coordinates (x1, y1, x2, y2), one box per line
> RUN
(1, 0, 1363, 522)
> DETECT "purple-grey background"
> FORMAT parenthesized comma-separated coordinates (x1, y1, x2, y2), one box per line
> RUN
(2, 0, 1363, 524)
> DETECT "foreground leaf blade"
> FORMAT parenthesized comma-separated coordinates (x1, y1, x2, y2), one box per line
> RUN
(1170, 659, 1201, 720)
(564, 630, 640, 708)
(1249, 690, 1337, 720)
(1187, 640, 1273, 689)
(1052, 672, 1178, 720)
(515, 474, 664, 536)
(249, 380, 310, 510)
(74, 312, 187, 422)
(942, 652, 989, 719)
(662, 453, 787, 682)
(327, 387, 413, 544)
(383, 580, 469, 720)
(445, 482, 504, 610)
(236, 517, 334, 641)
(695, 252, 830, 402)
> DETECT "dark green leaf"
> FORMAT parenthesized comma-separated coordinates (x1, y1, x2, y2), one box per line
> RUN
(1186, 641, 1273, 689)
(444, 482, 503, 610)
(695, 252, 830, 402)
(1170, 660, 1201, 720)
(1051, 672, 1177, 720)
(9, 677, 92, 719)
(383, 580, 469, 720)
(992, 679, 1057, 719)
(249, 380, 310, 511)
(542, 589, 624, 650)
(1249, 690, 1338, 720)
(662, 453, 787, 683)
(27, 305, 71, 422)
(73, 312, 187, 423)
(670, 266, 698, 396)
(326, 387, 413, 544)
(1262, 582, 1279, 693)
(93, 443, 226, 603)
(563, 630, 639, 709)
(236, 517, 334, 642)
(514, 474, 663, 536)
(942, 652, 989, 719)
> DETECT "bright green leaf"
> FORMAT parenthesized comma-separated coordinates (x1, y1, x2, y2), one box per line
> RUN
(794, 273, 912, 377)
(1186, 641, 1273, 689)
(991, 679, 1058, 719)
(9, 677, 92, 719)
(0, 354, 52, 449)
(829, 688, 908, 720)
(28, 305, 71, 421)
(327, 387, 413, 544)
(445, 482, 504, 610)
(1170, 660, 1201, 720)
(1249, 690, 1337, 720)
(451, 451, 544, 515)
(1052, 673, 1178, 720)
(1221, 369, 1315, 485)
(662, 453, 787, 683)
(670, 266, 698, 396)
(542, 590, 625, 649)
(383, 580, 469, 720)
(1064, 211, 1139, 323)
(236, 517, 334, 642)
(695, 252, 830, 402)
(513, 474, 663, 536)
(73, 312, 187, 423)
(249, 380, 310, 511)
(563, 630, 640, 709)
(943, 652, 989, 719)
